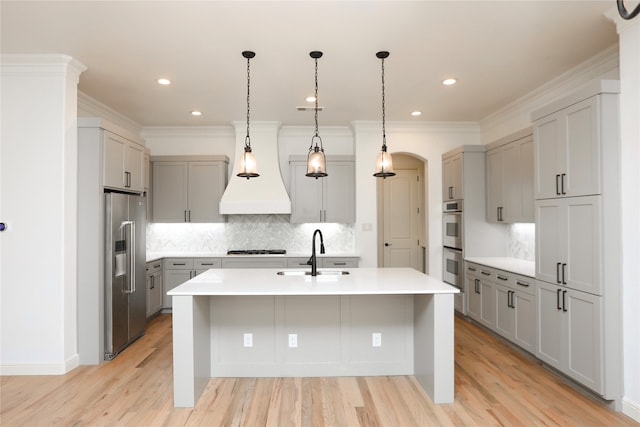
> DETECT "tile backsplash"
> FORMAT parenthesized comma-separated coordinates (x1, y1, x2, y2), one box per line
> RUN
(507, 223, 535, 261)
(147, 215, 356, 254)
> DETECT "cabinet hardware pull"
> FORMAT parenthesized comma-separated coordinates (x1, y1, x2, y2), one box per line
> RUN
(555, 174, 561, 195)
(561, 173, 566, 195)
(562, 290, 567, 312)
(511, 291, 516, 309)
(516, 281, 530, 287)
(562, 263, 567, 285)
(475, 278, 480, 294)
(556, 289, 562, 310)
(334, 262, 346, 266)
(173, 263, 186, 266)
(556, 262, 562, 284)
(154, 264, 161, 268)
(497, 275, 508, 281)
(184, 210, 187, 222)
(481, 271, 490, 276)
(468, 267, 476, 271)
(188, 210, 191, 222)
(150, 275, 154, 290)
(201, 263, 214, 266)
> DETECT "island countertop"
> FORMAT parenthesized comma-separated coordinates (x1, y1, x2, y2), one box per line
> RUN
(167, 267, 460, 296)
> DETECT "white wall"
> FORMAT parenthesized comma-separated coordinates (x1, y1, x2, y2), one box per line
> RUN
(352, 122, 482, 274)
(0, 55, 85, 374)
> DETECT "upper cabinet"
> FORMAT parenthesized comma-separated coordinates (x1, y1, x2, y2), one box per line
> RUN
(486, 129, 534, 223)
(442, 152, 463, 200)
(533, 95, 603, 199)
(289, 156, 355, 224)
(152, 156, 229, 223)
(103, 130, 145, 193)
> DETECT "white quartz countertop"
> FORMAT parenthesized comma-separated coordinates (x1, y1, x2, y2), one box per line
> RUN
(167, 267, 459, 296)
(146, 252, 359, 263)
(464, 257, 535, 278)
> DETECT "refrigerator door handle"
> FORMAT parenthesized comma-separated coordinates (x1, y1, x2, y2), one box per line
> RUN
(121, 220, 136, 294)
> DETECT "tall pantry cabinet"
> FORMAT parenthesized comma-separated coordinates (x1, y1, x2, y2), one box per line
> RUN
(531, 80, 622, 401)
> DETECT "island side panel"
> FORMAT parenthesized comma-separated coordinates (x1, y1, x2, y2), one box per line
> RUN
(172, 295, 211, 407)
(413, 293, 455, 404)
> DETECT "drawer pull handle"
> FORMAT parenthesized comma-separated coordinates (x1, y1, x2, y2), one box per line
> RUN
(201, 263, 214, 266)
(333, 262, 346, 266)
(497, 275, 508, 281)
(173, 263, 186, 266)
(468, 267, 476, 272)
(153, 264, 161, 268)
(481, 271, 491, 276)
(516, 281, 530, 287)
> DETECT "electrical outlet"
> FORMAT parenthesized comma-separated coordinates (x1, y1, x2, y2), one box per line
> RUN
(288, 333, 298, 348)
(372, 332, 382, 347)
(243, 333, 253, 347)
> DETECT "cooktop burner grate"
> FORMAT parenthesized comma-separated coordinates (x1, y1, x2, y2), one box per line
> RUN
(227, 249, 287, 255)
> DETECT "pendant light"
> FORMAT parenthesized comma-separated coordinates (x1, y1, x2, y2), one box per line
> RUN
(373, 51, 396, 178)
(306, 51, 328, 179)
(237, 50, 259, 179)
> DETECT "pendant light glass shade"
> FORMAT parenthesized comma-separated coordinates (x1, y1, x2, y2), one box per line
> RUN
(306, 51, 328, 179)
(373, 51, 396, 179)
(237, 50, 259, 179)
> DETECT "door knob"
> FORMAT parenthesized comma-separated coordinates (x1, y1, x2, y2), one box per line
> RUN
(385, 243, 391, 247)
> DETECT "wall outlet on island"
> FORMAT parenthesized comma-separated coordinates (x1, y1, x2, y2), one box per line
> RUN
(243, 333, 253, 348)
(372, 332, 382, 347)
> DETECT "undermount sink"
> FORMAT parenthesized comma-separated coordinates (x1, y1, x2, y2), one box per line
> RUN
(277, 270, 350, 276)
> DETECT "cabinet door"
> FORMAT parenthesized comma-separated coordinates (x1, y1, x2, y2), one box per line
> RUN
(513, 290, 535, 353)
(565, 289, 602, 392)
(535, 199, 563, 285)
(466, 272, 481, 321)
(485, 148, 503, 223)
(290, 162, 323, 223)
(494, 285, 514, 339)
(124, 141, 144, 192)
(479, 279, 495, 329)
(519, 137, 535, 222)
(534, 113, 563, 199)
(564, 97, 601, 197)
(565, 196, 601, 295)
(188, 162, 226, 223)
(501, 142, 521, 222)
(148, 271, 163, 316)
(103, 131, 126, 190)
(324, 161, 355, 223)
(443, 154, 463, 200)
(152, 162, 188, 222)
(145, 274, 154, 317)
(536, 281, 563, 370)
(163, 269, 192, 309)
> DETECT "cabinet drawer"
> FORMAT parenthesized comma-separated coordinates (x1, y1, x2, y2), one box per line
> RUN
(287, 257, 311, 268)
(221, 257, 288, 269)
(194, 258, 221, 269)
(146, 260, 163, 274)
(164, 258, 194, 270)
(512, 274, 534, 295)
(322, 257, 358, 268)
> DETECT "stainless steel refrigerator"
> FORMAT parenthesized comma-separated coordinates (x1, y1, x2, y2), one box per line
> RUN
(104, 191, 146, 360)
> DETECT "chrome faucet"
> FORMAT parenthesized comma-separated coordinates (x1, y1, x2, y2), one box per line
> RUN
(307, 229, 325, 276)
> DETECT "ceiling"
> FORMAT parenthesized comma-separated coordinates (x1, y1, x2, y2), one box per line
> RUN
(1, 1, 618, 128)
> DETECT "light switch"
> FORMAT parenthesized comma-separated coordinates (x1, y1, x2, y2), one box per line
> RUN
(288, 333, 298, 348)
(372, 332, 382, 347)
(243, 333, 253, 347)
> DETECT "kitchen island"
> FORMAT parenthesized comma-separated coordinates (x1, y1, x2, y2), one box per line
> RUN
(168, 267, 459, 407)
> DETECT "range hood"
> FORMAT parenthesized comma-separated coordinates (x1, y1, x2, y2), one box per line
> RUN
(219, 121, 291, 214)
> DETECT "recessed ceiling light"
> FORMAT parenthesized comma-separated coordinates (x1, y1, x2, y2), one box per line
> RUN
(157, 78, 171, 85)
(306, 96, 316, 103)
(191, 111, 202, 116)
(442, 78, 457, 86)
(411, 111, 422, 116)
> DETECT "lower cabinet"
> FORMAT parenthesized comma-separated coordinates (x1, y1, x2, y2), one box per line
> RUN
(163, 258, 221, 309)
(536, 280, 602, 393)
(465, 265, 495, 329)
(146, 260, 163, 318)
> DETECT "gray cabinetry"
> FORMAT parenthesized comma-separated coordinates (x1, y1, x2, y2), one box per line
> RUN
(103, 130, 145, 193)
(289, 156, 355, 223)
(163, 258, 221, 309)
(442, 152, 463, 200)
(286, 257, 359, 269)
(532, 80, 620, 400)
(486, 129, 534, 223)
(221, 257, 288, 269)
(152, 156, 228, 223)
(145, 260, 163, 318)
(465, 264, 494, 328)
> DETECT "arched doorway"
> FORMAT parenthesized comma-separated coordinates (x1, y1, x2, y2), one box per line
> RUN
(377, 153, 427, 271)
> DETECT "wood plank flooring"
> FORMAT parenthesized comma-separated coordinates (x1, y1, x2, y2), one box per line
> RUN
(1, 314, 637, 426)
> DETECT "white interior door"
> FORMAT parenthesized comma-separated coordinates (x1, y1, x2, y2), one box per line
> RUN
(382, 169, 419, 268)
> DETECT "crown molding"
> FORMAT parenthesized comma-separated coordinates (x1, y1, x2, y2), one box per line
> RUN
(78, 91, 142, 135)
(351, 120, 480, 135)
(141, 126, 234, 139)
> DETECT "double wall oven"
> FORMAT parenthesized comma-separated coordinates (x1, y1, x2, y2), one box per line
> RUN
(443, 200, 463, 290)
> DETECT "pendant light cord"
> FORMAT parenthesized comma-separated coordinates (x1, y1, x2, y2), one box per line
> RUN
(313, 56, 320, 141)
(381, 56, 387, 150)
(245, 54, 251, 148)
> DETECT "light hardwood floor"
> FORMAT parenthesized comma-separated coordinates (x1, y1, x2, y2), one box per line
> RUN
(1, 314, 637, 426)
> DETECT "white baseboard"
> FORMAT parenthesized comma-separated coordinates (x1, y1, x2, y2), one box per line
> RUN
(623, 397, 640, 423)
(0, 354, 79, 375)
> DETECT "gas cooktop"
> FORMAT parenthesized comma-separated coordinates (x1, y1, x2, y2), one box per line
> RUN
(226, 249, 287, 255)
